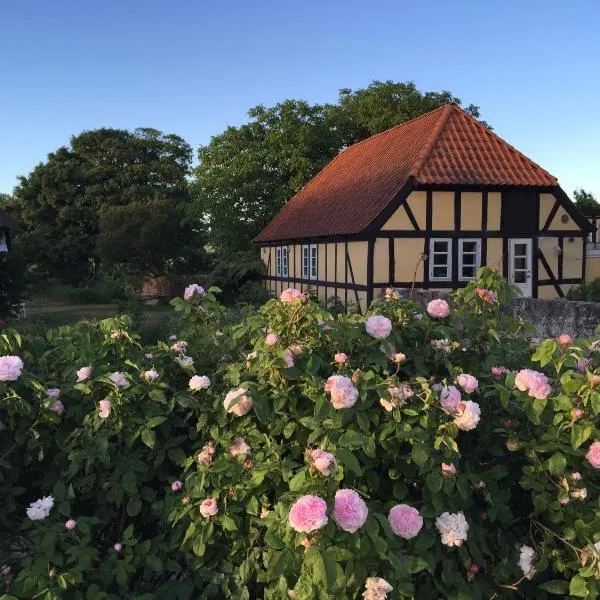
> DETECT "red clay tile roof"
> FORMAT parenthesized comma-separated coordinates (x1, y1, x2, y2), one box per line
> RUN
(256, 103, 559, 242)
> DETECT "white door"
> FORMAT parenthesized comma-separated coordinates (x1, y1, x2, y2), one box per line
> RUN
(509, 238, 533, 297)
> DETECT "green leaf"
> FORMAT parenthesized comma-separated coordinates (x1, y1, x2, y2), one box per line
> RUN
(264, 530, 285, 549)
(253, 394, 273, 423)
(146, 416, 167, 428)
(141, 428, 156, 449)
(338, 429, 364, 450)
(539, 580, 570, 594)
(548, 452, 567, 476)
(146, 555, 163, 572)
(126, 495, 142, 517)
(569, 575, 588, 597)
(426, 472, 443, 493)
(192, 537, 205, 557)
(571, 423, 593, 449)
(289, 470, 306, 491)
(221, 515, 238, 531)
(336, 448, 362, 476)
(182, 522, 196, 545)
(404, 555, 429, 574)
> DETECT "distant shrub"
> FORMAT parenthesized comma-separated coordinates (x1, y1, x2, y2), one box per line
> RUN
(567, 278, 600, 302)
(42, 279, 127, 305)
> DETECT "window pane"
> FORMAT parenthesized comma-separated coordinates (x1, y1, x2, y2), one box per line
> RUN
(433, 266, 447, 278)
(462, 241, 477, 253)
(462, 254, 476, 266)
(515, 257, 526, 270)
(433, 241, 449, 253)
(514, 271, 526, 283)
(514, 243, 527, 256)
(462, 266, 476, 279)
(433, 254, 448, 266)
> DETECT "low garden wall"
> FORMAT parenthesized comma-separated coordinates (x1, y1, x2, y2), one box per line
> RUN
(397, 289, 600, 338)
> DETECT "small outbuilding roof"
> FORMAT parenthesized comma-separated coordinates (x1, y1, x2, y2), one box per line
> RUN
(256, 103, 559, 242)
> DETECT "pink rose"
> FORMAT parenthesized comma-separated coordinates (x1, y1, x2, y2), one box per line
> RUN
(364, 577, 393, 599)
(515, 369, 551, 400)
(558, 334, 572, 345)
(365, 315, 392, 339)
(65, 519, 77, 530)
(283, 350, 295, 368)
(324, 375, 359, 409)
(334, 352, 348, 364)
(332, 489, 368, 533)
(144, 353, 153, 359)
(76, 366, 92, 382)
(440, 386, 461, 413)
(50, 400, 64, 414)
(171, 340, 188, 353)
(308, 449, 336, 476)
(224, 388, 254, 416)
(113, 542, 122, 552)
(280, 288, 305, 304)
(427, 299, 450, 318)
(454, 401, 481, 431)
(189, 375, 211, 390)
(388, 504, 423, 539)
(491, 366, 509, 380)
(143, 369, 159, 382)
(441, 463, 457, 477)
(586, 441, 600, 469)
(184, 284, 205, 300)
(110, 330, 123, 339)
(288, 495, 328, 533)
(171, 480, 183, 492)
(230, 437, 251, 457)
(98, 399, 111, 418)
(200, 498, 218, 518)
(109, 371, 129, 389)
(392, 352, 406, 364)
(457, 374, 478, 394)
(46, 388, 60, 398)
(197, 441, 216, 466)
(265, 333, 279, 346)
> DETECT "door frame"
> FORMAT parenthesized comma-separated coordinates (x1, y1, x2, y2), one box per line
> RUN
(508, 238, 533, 297)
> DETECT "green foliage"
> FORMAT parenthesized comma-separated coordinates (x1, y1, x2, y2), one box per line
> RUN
(0, 249, 26, 317)
(190, 81, 484, 252)
(97, 197, 203, 279)
(567, 278, 600, 302)
(208, 251, 266, 305)
(9, 128, 192, 283)
(2, 271, 600, 598)
(573, 188, 599, 211)
(41, 279, 127, 305)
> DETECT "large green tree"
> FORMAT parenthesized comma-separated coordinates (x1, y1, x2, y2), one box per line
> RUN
(190, 80, 484, 251)
(573, 188, 599, 211)
(10, 128, 192, 282)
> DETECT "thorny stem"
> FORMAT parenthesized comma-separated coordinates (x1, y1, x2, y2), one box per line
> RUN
(533, 520, 583, 555)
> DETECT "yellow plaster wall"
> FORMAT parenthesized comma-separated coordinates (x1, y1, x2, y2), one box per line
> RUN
(373, 239, 389, 283)
(488, 193, 501, 229)
(432, 192, 455, 230)
(317, 244, 326, 281)
(549, 205, 578, 231)
(486, 238, 504, 275)
(381, 191, 426, 230)
(460, 192, 482, 230)
(347, 242, 368, 284)
(395, 238, 425, 282)
(381, 206, 413, 230)
(537, 286, 557, 300)
(538, 237, 559, 278)
(539, 193, 554, 229)
(586, 256, 600, 281)
(563, 238, 583, 279)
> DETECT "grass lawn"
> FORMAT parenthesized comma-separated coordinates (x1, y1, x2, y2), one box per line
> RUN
(24, 302, 174, 342)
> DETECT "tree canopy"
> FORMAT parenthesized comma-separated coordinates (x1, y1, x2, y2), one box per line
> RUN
(10, 128, 193, 282)
(573, 188, 599, 211)
(190, 80, 485, 251)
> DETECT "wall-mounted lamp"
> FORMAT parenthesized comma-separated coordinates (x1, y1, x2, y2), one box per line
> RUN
(561, 214, 570, 224)
(553, 245, 562, 254)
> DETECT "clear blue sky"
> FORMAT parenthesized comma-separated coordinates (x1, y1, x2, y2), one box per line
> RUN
(1, 0, 599, 198)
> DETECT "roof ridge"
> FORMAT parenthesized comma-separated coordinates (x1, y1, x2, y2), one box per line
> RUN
(338, 103, 450, 153)
(442, 106, 559, 184)
(409, 104, 455, 179)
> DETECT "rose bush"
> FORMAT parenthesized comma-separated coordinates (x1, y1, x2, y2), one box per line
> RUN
(1, 269, 600, 599)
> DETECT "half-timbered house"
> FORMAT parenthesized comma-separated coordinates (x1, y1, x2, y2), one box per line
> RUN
(256, 104, 592, 312)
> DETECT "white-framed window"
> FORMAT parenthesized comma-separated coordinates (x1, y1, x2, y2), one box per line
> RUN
(458, 239, 481, 281)
(0, 231, 7, 253)
(302, 244, 318, 280)
(429, 238, 452, 281)
(309, 244, 317, 280)
(275, 246, 288, 277)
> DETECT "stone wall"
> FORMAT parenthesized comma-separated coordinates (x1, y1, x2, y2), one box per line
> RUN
(396, 289, 600, 338)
